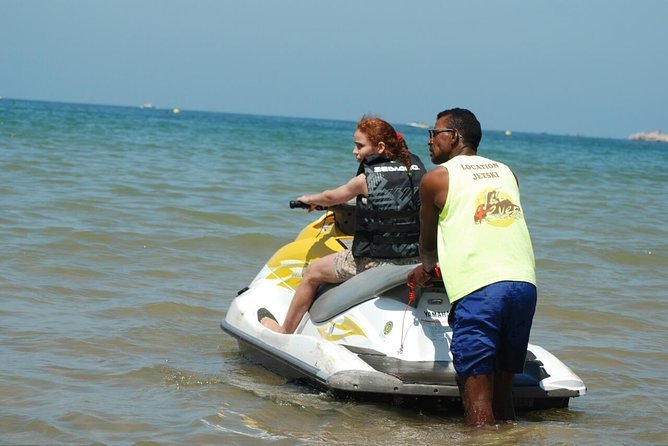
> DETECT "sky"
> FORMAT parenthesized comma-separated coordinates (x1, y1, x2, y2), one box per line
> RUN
(1, 0, 666, 138)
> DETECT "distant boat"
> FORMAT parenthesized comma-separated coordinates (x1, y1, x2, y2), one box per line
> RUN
(407, 121, 429, 129)
(140, 103, 156, 110)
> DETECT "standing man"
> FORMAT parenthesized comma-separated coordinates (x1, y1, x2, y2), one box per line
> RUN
(408, 108, 537, 425)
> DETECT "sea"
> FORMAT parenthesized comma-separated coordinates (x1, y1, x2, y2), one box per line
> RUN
(1, 99, 666, 445)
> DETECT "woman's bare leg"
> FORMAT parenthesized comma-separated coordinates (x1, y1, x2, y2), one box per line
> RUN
(261, 253, 340, 334)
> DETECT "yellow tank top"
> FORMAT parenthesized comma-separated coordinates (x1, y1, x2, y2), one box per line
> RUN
(437, 155, 536, 303)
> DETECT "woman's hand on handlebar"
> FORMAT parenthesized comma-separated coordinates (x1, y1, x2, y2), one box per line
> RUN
(290, 196, 327, 212)
(296, 195, 315, 212)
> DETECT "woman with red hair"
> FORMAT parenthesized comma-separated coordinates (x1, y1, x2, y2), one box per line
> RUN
(262, 116, 426, 334)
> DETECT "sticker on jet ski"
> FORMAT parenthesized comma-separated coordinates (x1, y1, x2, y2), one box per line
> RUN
(265, 259, 307, 289)
(317, 315, 366, 341)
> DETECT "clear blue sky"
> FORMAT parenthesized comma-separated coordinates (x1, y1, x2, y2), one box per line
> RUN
(2, 0, 666, 138)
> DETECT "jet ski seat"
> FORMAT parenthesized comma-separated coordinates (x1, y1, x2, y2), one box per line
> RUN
(309, 263, 419, 323)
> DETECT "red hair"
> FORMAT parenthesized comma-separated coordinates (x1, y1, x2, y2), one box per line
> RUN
(356, 115, 412, 169)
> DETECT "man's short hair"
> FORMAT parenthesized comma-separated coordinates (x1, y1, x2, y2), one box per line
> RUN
(437, 108, 482, 149)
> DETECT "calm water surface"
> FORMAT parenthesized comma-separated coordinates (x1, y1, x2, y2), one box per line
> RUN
(1, 99, 667, 445)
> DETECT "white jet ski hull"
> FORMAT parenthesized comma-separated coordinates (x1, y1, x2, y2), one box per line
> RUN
(221, 208, 586, 409)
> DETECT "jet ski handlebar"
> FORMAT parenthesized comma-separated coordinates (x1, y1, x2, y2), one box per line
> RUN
(289, 200, 328, 211)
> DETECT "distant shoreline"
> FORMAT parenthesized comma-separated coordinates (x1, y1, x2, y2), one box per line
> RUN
(629, 130, 668, 143)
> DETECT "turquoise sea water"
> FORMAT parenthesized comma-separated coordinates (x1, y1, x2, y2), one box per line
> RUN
(1, 99, 667, 445)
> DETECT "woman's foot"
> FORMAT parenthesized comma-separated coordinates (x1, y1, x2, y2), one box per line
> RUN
(260, 317, 285, 333)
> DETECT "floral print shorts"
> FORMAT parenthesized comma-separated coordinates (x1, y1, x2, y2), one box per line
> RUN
(333, 249, 420, 281)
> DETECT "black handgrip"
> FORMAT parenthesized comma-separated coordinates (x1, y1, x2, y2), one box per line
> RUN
(289, 200, 306, 209)
(289, 200, 327, 211)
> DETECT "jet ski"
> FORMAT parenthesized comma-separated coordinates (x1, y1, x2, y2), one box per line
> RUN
(220, 202, 586, 410)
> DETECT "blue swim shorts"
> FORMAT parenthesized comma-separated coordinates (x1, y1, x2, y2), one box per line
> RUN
(449, 281, 537, 380)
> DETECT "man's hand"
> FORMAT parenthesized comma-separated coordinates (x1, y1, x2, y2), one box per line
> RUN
(408, 263, 438, 288)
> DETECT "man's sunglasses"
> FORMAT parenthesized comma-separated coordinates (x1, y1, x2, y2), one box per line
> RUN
(428, 128, 456, 139)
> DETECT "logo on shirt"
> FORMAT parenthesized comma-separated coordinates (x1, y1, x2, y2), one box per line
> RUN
(473, 188, 522, 227)
(373, 164, 421, 172)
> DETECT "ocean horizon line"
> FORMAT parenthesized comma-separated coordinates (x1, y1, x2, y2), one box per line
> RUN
(0, 95, 635, 141)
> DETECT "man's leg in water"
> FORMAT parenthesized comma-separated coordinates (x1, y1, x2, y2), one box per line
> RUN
(492, 371, 516, 421)
(461, 374, 495, 426)
(261, 253, 339, 334)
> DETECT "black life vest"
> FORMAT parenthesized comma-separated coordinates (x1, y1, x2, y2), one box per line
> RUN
(352, 153, 425, 259)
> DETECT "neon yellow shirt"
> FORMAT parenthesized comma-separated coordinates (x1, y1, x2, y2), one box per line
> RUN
(437, 155, 536, 303)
